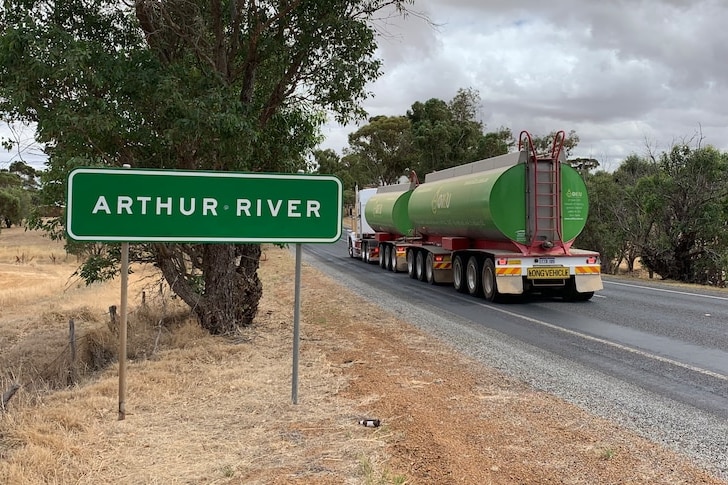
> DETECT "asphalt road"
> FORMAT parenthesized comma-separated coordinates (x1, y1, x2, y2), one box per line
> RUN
(299, 234, 728, 479)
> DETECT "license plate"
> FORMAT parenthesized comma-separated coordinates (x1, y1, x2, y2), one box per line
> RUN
(527, 266, 569, 279)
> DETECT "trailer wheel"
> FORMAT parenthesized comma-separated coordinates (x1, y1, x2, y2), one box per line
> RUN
(466, 256, 481, 296)
(407, 249, 417, 279)
(390, 245, 398, 273)
(362, 242, 368, 262)
(452, 255, 466, 293)
(348, 240, 354, 258)
(381, 245, 389, 269)
(563, 279, 594, 302)
(482, 258, 502, 302)
(415, 250, 426, 281)
(426, 253, 436, 284)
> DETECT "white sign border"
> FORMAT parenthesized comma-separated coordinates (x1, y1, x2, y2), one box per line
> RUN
(66, 168, 343, 243)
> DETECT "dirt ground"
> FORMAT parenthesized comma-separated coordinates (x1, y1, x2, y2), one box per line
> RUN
(298, 277, 725, 484)
(1, 226, 725, 484)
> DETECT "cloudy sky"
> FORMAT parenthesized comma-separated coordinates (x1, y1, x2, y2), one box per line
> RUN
(322, 0, 728, 171)
(3, 0, 726, 172)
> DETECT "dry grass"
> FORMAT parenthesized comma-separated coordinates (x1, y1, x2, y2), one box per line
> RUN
(0, 226, 387, 484)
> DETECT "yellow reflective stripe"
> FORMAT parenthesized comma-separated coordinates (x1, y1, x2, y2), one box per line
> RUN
(575, 266, 600, 274)
(496, 267, 521, 276)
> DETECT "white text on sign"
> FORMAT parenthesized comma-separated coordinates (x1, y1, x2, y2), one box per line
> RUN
(92, 196, 323, 218)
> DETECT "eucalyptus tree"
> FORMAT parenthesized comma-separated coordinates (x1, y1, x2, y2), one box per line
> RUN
(0, 171, 26, 228)
(639, 145, 728, 285)
(576, 170, 625, 274)
(346, 115, 416, 185)
(610, 155, 660, 272)
(310, 148, 357, 206)
(526, 130, 581, 159)
(406, 88, 511, 175)
(477, 126, 514, 160)
(0, 0, 415, 334)
(0, 163, 36, 228)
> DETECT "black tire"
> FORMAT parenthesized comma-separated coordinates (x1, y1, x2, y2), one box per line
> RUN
(415, 251, 426, 281)
(466, 256, 481, 296)
(426, 253, 435, 284)
(390, 245, 398, 273)
(482, 258, 502, 302)
(362, 242, 368, 263)
(563, 280, 594, 302)
(577, 291, 595, 301)
(452, 255, 466, 293)
(382, 245, 390, 269)
(406, 249, 416, 278)
(348, 240, 354, 258)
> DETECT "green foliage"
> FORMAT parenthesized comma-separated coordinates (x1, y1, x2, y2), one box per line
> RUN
(638, 145, 728, 285)
(478, 126, 515, 160)
(0, 171, 22, 189)
(575, 171, 625, 274)
(0, 190, 19, 228)
(8, 161, 40, 191)
(526, 130, 581, 159)
(608, 155, 661, 271)
(576, 155, 659, 274)
(347, 115, 417, 185)
(0, 169, 32, 227)
(312, 149, 342, 176)
(76, 254, 121, 285)
(407, 88, 498, 174)
(68, 242, 149, 285)
(578, 144, 728, 285)
(311, 148, 355, 190)
(1, 0, 415, 333)
(340, 87, 514, 187)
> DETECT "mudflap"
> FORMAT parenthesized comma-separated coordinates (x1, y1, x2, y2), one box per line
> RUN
(575, 274, 603, 292)
(495, 275, 523, 295)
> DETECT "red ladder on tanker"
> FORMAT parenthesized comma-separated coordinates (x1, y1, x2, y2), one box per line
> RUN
(519, 130, 567, 254)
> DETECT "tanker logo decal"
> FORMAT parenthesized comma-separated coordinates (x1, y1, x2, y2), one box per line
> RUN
(566, 189, 583, 198)
(431, 187, 452, 214)
(373, 203, 383, 215)
(563, 188, 586, 222)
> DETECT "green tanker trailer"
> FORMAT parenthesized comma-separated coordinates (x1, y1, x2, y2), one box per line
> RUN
(362, 130, 603, 302)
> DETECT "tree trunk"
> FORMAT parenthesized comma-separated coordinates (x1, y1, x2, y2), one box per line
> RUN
(200, 243, 262, 334)
(155, 243, 262, 335)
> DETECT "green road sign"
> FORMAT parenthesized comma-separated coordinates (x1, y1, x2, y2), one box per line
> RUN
(66, 168, 343, 243)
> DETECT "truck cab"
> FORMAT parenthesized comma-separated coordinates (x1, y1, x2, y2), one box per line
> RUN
(347, 187, 379, 262)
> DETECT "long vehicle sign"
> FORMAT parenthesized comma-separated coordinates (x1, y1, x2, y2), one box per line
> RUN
(527, 266, 570, 279)
(66, 168, 342, 243)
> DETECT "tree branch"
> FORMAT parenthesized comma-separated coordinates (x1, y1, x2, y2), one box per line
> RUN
(2, 384, 21, 411)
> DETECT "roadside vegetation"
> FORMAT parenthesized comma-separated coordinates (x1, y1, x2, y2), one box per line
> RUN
(0, 227, 391, 483)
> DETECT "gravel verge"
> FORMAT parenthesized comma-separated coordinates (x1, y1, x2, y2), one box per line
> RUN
(307, 252, 728, 481)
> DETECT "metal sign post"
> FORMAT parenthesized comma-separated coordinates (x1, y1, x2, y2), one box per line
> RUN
(292, 243, 302, 404)
(118, 242, 129, 420)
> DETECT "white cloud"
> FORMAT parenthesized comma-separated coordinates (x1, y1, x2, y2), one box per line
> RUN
(319, 0, 728, 170)
(0, 122, 46, 171)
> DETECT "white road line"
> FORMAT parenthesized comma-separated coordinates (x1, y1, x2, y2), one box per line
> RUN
(481, 303, 728, 382)
(605, 280, 728, 301)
